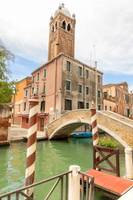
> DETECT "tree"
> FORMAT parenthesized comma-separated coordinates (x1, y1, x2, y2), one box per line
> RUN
(0, 45, 14, 81)
(0, 81, 15, 103)
(0, 44, 15, 103)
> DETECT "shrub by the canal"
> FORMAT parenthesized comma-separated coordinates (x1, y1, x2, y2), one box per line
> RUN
(99, 137, 118, 148)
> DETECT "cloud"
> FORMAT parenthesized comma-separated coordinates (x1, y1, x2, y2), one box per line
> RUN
(0, 0, 133, 79)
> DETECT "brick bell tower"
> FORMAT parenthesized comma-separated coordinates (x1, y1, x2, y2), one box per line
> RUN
(48, 3, 76, 61)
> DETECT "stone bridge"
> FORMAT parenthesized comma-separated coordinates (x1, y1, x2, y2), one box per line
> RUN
(46, 109, 133, 148)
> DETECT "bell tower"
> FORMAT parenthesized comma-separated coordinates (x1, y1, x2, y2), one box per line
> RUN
(48, 3, 76, 61)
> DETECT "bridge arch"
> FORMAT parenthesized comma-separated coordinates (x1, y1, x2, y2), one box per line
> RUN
(46, 109, 133, 148)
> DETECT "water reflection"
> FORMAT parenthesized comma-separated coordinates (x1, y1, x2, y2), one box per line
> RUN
(0, 139, 125, 199)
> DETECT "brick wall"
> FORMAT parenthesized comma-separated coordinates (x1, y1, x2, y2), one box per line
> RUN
(0, 105, 11, 144)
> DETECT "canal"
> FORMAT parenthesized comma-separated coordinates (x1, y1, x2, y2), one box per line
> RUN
(0, 138, 125, 199)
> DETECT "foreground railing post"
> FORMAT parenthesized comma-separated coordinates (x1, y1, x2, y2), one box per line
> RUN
(89, 177, 94, 200)
(68, 165, 80, 200)
(125, 147, 133, 179)
(25, 96, 39, 198)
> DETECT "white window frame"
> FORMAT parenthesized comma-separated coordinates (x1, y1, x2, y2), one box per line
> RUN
(65, 79, 71, 91)
(78, 66, 83, 77)
(86, 86, 89, 95)
(66, 61, 71, 72)
(78, 84, 83, 93)
(86, 69, 89, 79)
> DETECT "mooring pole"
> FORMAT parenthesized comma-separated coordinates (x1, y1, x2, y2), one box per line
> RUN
(68, 165, 80, 200)
(90, 103, 100, 168)
(25, 96, 39, 197)
(125, 147, 133, 179)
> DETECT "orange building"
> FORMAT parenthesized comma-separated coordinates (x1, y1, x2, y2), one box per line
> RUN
(12, 77, 31, 124)
(103, 82, 133, 118)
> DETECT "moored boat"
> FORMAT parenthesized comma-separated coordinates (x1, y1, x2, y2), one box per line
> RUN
(71, 131, 92, 138)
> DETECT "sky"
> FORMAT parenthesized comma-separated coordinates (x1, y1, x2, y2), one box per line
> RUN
(0, 0, 133, 91)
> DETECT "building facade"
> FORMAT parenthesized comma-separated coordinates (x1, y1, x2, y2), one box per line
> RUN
(14, 4, 103, 130)
(103, 82, 133, 118)
(12, 76, 31, 124)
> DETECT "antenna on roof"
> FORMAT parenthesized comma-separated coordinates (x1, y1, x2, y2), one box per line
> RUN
(89, 48, 92, 66)
(93, 44, 97, 68)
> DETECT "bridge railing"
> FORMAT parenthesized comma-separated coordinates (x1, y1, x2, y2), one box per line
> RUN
(0, 166, 94, 200)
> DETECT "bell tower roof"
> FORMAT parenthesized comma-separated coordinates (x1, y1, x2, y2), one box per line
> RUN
(54, 3, 71, 18)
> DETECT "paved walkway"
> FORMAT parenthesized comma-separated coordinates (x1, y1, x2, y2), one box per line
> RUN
(8, 124, 47, 141)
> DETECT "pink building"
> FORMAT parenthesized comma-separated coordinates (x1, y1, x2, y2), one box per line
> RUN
(19, 4, 103, 130)
(103, 82, 133, 118)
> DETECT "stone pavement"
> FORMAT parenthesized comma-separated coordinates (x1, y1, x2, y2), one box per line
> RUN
(8, 124, 47, 142)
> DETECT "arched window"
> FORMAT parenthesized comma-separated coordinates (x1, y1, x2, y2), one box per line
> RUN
(67, 23, 71, 31)
(55, 22, 57, 30)
(62, 21, 66, 30)
(51, 25, 54, 32)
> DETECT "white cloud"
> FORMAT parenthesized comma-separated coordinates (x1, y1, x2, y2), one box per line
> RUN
(129, 85, 133, 92)
(0, 0, 133, 76)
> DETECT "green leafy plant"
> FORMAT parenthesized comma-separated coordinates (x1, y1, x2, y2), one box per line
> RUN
(99, 137, 118, 148)
(0, 45, 14, 81)
(0, 81, 15, 103)
(0, 43, 15, 103)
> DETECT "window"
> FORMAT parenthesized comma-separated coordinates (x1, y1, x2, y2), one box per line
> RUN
(44, 69, 46, 78)
(37, 73, 39, 81)
(26, 118, 29, 123)
(105, 106, 107, 110)
(40, 101, 45, 112)
(98, 90, 101, 98)
(24, 102, 26, 111)
(66, 80, 71, 91)
(98, 75, 101, 84)
(43, 85, 46, 94)
(55, 22, 57, 29)
(25, 90, 28, 96)
(32, 87, 34, 94)
(125, 94, 129, 104)
(66, 61, 71, 72)
(86, 87, 89, 95)
(32, 76, 35, 83)
(78, 66, 83, 77)
(86, 70, 89, 79)
(86, 103, 89, 109)
(104, 92, 108, 99)
(65, 99, 72, 110)
(36, 86, 39, 94)
(67, 24, 71, 31)
(51, 25, 54, 32)
(110, 106, 112, 111)
(98, 105, 101, 110)
(78, 84, 83, 93)
(62, 21, 66, 30)
(78, 101, 84, 109)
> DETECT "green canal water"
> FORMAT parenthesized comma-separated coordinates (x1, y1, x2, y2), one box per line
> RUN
(0, 138, 125, 199)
